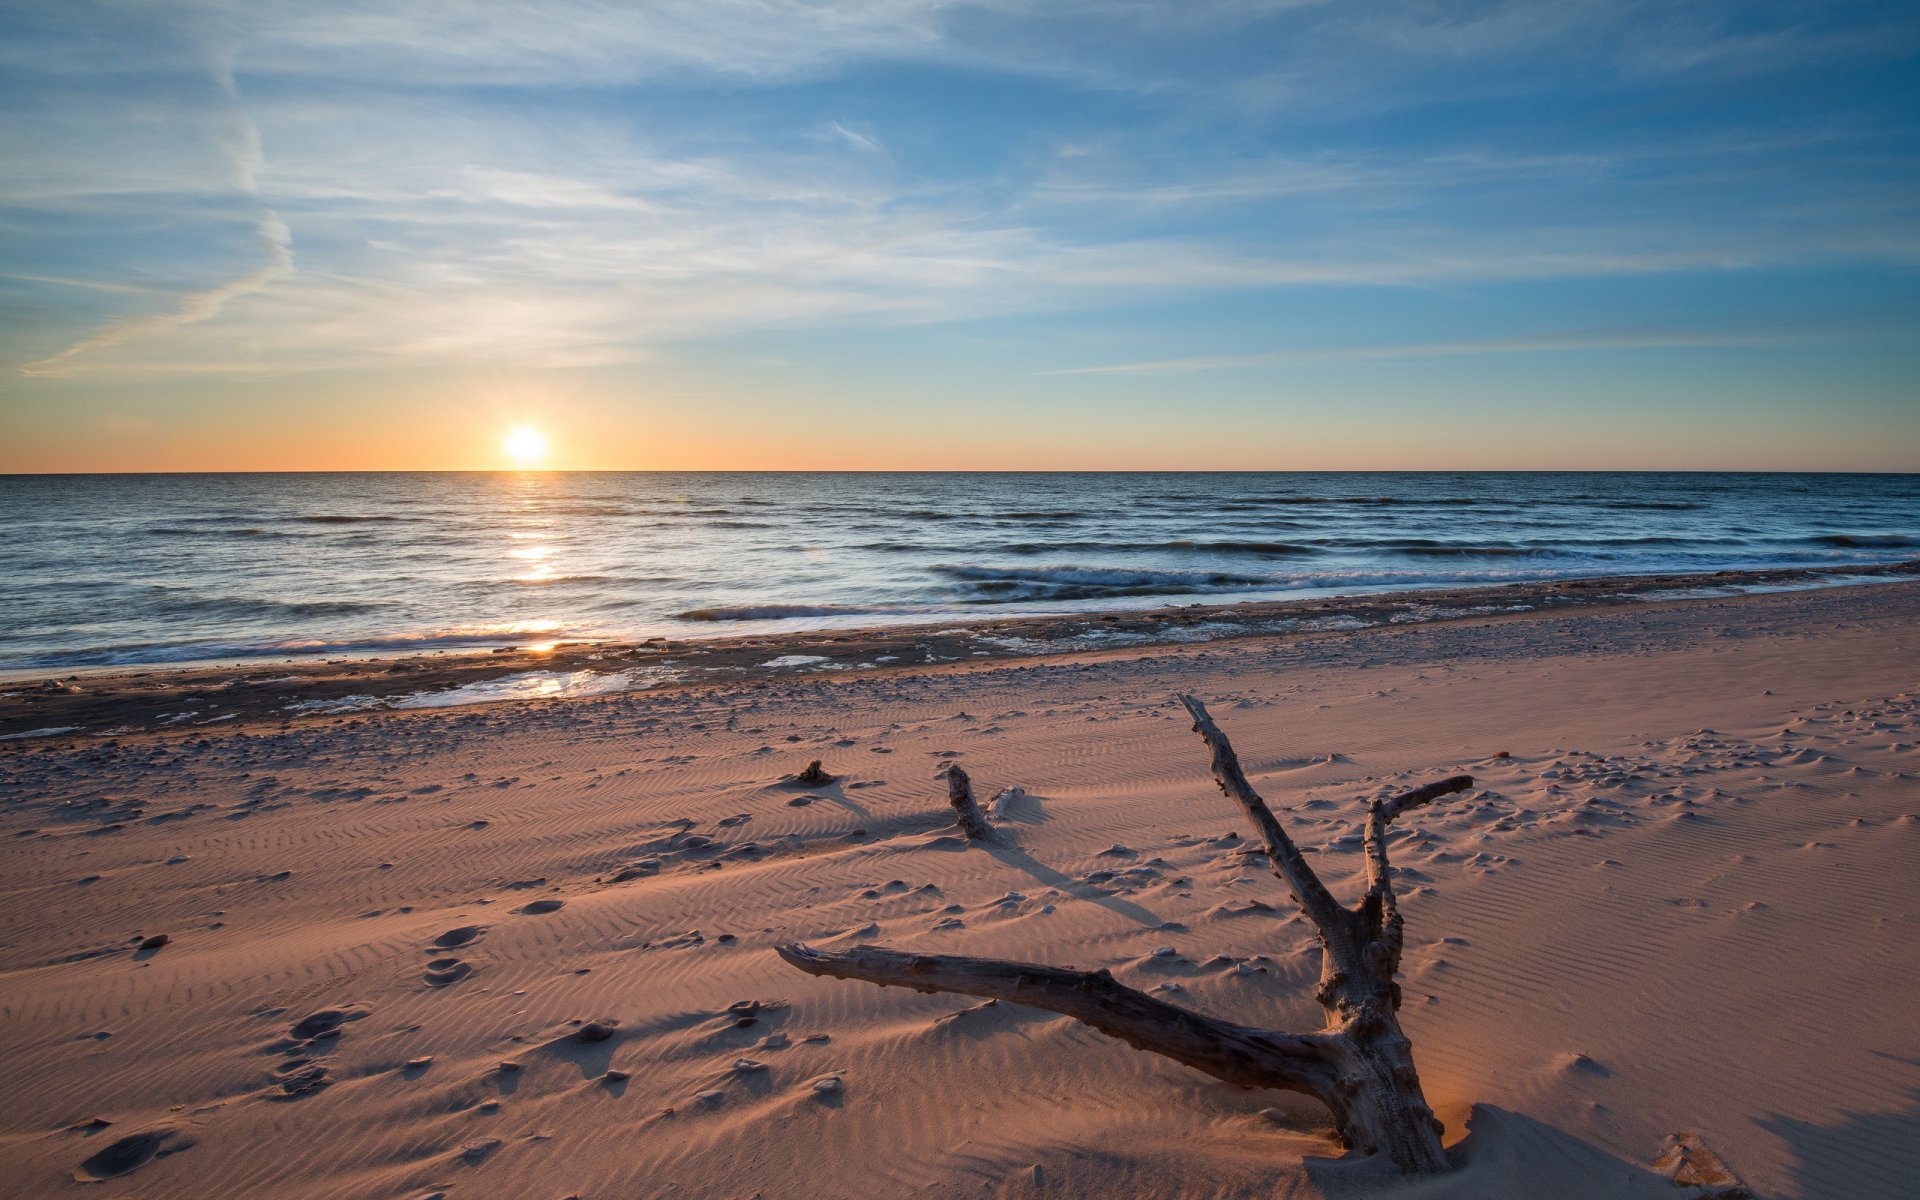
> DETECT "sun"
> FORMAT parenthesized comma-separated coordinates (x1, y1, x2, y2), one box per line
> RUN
(502, 426, 548, 469)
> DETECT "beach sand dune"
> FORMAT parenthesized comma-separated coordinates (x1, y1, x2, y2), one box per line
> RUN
(0, 583, 1915, 1198)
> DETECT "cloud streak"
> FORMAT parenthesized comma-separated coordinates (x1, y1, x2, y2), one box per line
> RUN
(21, 213, 292, 377)
(1, 0, 1914, 383)
(1040, 330, 1816, 375)
(15, 58, 296, 377)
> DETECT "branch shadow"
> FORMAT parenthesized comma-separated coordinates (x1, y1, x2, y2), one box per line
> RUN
(982, 841, 1165, 930)
(1305, 1105, 1698, 1198)
(770, 778, 870, 819)
(1754, 1067, 1920, 1200)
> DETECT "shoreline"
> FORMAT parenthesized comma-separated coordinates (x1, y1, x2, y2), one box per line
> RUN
(4, 557, 1915, 741)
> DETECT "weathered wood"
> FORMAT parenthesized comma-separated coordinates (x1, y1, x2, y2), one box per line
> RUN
(778, 695, 1474, 1175)
(945, 764, 993, 839)
(1177, 694, 1357, 955)
(776, 944, 1335, 1094)
(1362, 774, 1472, 959)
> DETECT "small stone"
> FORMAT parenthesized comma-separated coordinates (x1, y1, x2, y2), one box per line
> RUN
(137, 934, 170, 951)
(574, 1022, 617, 1043)
(810, 1076, 843, 1095)
(604, 1069, 630, 1082)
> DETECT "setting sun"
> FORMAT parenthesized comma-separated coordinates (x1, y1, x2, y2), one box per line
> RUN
(502, 426, 548, 469)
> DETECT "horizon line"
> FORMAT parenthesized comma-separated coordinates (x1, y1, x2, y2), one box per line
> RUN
(3, 467, 1916, 478)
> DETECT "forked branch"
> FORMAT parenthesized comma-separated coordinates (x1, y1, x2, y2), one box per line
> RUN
(776, 694, 1478, 1175)
(1177, 694, 1352, 940)
(1362, 774, 1472, 950)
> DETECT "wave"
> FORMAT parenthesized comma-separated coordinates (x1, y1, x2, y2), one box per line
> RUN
(539, 503, 638, 517)
(932, 563, 1269, 601)
(146, 526, 289, 538)
(1811, 533, 1914, 548)
(676, 603, 893, 622)
(12, 623, 558, 667)
(1577, 498, 1701, 510)
(997, 511, 1082, 520)
(292, 514, 412, 524)
(508, 574, 624, 587)
(999, 540, 1321, 557)
(147, 594, 387, 620)
(1392, 546, 1544, 558)
(1230, 496, 1481, 507)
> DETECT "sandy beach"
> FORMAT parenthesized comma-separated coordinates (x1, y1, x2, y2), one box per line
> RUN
(0, 579, 1915, 1197)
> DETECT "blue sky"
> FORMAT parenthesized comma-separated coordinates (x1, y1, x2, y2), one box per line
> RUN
(1, 0, 1916, 470)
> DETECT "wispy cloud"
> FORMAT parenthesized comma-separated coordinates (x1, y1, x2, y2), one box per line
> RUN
(20, 214, 292, 376)
(16, 63, 295, 377)
(1, 1, 1914, 382)
(1041, 329, 1817, 375)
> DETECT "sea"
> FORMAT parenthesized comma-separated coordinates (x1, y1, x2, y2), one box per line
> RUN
(1, 472, 1914, 671)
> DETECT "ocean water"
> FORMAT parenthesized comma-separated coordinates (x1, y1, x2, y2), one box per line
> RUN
(0, 472, 1914, 670)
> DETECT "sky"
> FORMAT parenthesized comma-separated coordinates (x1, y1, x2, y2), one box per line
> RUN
(1, 0, 1917, 472)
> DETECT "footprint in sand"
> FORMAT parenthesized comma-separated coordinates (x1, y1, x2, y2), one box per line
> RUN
(434, 925, 486, 948)
(74, 1128, 193, 1181)
(289, 1006, 371, 1042)
(516, 899, 565, 915)
(424, 957, 473, 987)
(268, 1058, 333, 1099)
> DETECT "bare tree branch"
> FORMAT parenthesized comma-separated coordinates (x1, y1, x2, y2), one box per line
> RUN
(1362, 775, 1473, 949)
(1176, 695, 1350, 939)
(776, 942, 1336, 1094)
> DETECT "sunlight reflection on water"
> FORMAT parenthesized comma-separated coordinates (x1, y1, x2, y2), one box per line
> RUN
(289, 667, 667, 714)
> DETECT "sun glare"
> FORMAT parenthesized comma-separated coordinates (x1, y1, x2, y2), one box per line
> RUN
(503, 426, 548, 469)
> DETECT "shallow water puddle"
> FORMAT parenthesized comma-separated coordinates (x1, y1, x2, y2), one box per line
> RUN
(290, 667, 670, 714)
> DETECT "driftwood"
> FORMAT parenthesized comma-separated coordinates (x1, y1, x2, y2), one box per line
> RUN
(777, 694, 1473, 1174)
(944, 764, 994, 839)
